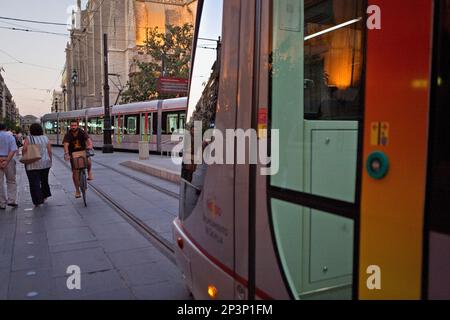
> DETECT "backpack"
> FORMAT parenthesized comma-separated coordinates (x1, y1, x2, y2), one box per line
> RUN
(15, 136, 23, 148)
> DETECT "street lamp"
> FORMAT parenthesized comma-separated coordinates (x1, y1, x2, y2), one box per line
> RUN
(54, 97, 59, 113)
(62, 85, 67, 112)
(71, 69, 78, 110)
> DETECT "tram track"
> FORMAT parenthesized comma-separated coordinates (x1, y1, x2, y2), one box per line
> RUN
(90, 158, 180, 200)
(54, 155, 176, 262)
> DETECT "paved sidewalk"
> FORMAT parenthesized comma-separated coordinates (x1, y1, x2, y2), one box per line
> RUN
(53, 148, 180, 244)
(0, 156, 190, 300)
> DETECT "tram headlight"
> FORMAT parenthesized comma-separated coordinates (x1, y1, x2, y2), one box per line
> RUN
(207, 285, 218, 299)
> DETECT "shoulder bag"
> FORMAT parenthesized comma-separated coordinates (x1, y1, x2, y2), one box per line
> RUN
(20, 136, 42, 165)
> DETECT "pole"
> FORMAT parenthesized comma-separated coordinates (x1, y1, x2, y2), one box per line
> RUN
(73, 80, 77, 110)
(102, 33, 114, 153)
(56, 99, 59, 145)
(63, 89, 67, 112)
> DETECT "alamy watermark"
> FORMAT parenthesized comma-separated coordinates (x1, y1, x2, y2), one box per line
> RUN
(170, 122, 279, 176)
(66, 265, 81, 290)
(366, 265, 382, 290)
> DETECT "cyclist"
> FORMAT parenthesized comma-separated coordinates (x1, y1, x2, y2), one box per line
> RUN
(63, 120, 94, 198)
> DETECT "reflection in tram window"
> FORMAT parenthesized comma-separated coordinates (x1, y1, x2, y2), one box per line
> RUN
(304, 0, 364, 120)
(180, 0, 223, 221)
(270, 0, 364, 300)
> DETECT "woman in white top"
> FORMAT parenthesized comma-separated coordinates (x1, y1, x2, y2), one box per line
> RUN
(22, 123, 52, 207)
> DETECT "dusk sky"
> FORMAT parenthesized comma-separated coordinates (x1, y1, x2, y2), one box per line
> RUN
(0, 0, 88, 118)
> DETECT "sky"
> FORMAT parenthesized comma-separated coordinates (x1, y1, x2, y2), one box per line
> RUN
(0, 0, 88, 118)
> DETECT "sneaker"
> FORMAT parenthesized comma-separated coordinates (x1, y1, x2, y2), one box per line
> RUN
(0, 206, 5, 210)
(7, 203, 18, 208)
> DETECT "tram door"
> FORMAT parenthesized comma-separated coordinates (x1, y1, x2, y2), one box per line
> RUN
(140, 113, 152, 142)
(358, 0, 434, 299)
(261, 0, 365, 300)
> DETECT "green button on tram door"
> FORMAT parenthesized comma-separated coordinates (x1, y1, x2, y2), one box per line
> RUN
(366, 151, 389, 180)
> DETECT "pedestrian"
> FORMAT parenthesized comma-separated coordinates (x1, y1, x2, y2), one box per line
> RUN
(0, 122, 18, 210)
(22, 123, 53, 207)
(63, 120, 94, 198)
(15, 129, 24, 155)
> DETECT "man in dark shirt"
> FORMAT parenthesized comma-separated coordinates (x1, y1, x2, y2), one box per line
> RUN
(63, 120, 94, 198)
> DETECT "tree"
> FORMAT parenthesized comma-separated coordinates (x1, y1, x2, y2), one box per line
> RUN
(0, 118, 20, 132)
(121, 23, 194, 104)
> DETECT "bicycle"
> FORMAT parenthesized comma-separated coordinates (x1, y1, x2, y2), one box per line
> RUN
(72, 149, 94, 207)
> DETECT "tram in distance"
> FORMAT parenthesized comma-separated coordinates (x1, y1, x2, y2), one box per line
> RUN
(41, 97, 187, 152)
(172, 0, 450, 300)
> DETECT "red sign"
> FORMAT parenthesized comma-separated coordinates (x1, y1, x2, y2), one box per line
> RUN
(157, 77, 189, 94)
(258, 108, 268, 125)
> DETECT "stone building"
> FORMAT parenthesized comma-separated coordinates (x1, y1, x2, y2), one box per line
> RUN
(0, 73, 20, 127)
(63, 0, 197, 111)
(20, 115, 40, 134)
(51, 90, 65, 113)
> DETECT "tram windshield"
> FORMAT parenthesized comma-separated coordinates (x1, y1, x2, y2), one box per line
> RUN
(181, 0, 224, 220)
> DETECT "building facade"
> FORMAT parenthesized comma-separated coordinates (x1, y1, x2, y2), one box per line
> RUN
(20, 115, 40, 134)
(51, 90, 64, 113)
(63, 0, 197, 111)
(0, 73, 20, 127)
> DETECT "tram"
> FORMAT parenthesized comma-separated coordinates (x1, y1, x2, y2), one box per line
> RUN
(41, 97, 187, 153)
(173, 0, 450, 300)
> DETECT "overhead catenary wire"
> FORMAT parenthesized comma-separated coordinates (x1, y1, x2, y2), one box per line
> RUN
(0, 48, 60, 71)
(0, 14, 192, 30)
(0, 26, 68, 37)
(0, 16, 67, 26)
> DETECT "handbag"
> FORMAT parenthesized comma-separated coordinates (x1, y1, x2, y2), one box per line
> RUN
(19, 136, 42, 165)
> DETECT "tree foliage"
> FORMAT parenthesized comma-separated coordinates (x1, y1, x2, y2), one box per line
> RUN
(0, 118, 20, 132)
(121, 23, 194, 104)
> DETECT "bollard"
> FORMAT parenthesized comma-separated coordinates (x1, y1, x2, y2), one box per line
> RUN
(138, 141, 150, 160)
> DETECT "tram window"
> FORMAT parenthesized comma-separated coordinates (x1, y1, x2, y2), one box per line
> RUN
(179, 113, 186, 130)
(168, 114, 178, 134)
(180, 0, 223, 220)
(44, 121, 57, 134)
(115, 116, 124, 135)
(141, 114, 152, 137)
(304, 0, 364, 120)
(164, 113, 179, 134)
(124, 115, 139, 135)
(269, 0, 364, 300)
(97, 117, 104, 135)
(153, 114, 158, 135)
(87, 118, 97, 135)
(162, 112, 186, 134)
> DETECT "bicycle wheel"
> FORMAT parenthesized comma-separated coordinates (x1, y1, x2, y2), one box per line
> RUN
(79, 169, 87, 207)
